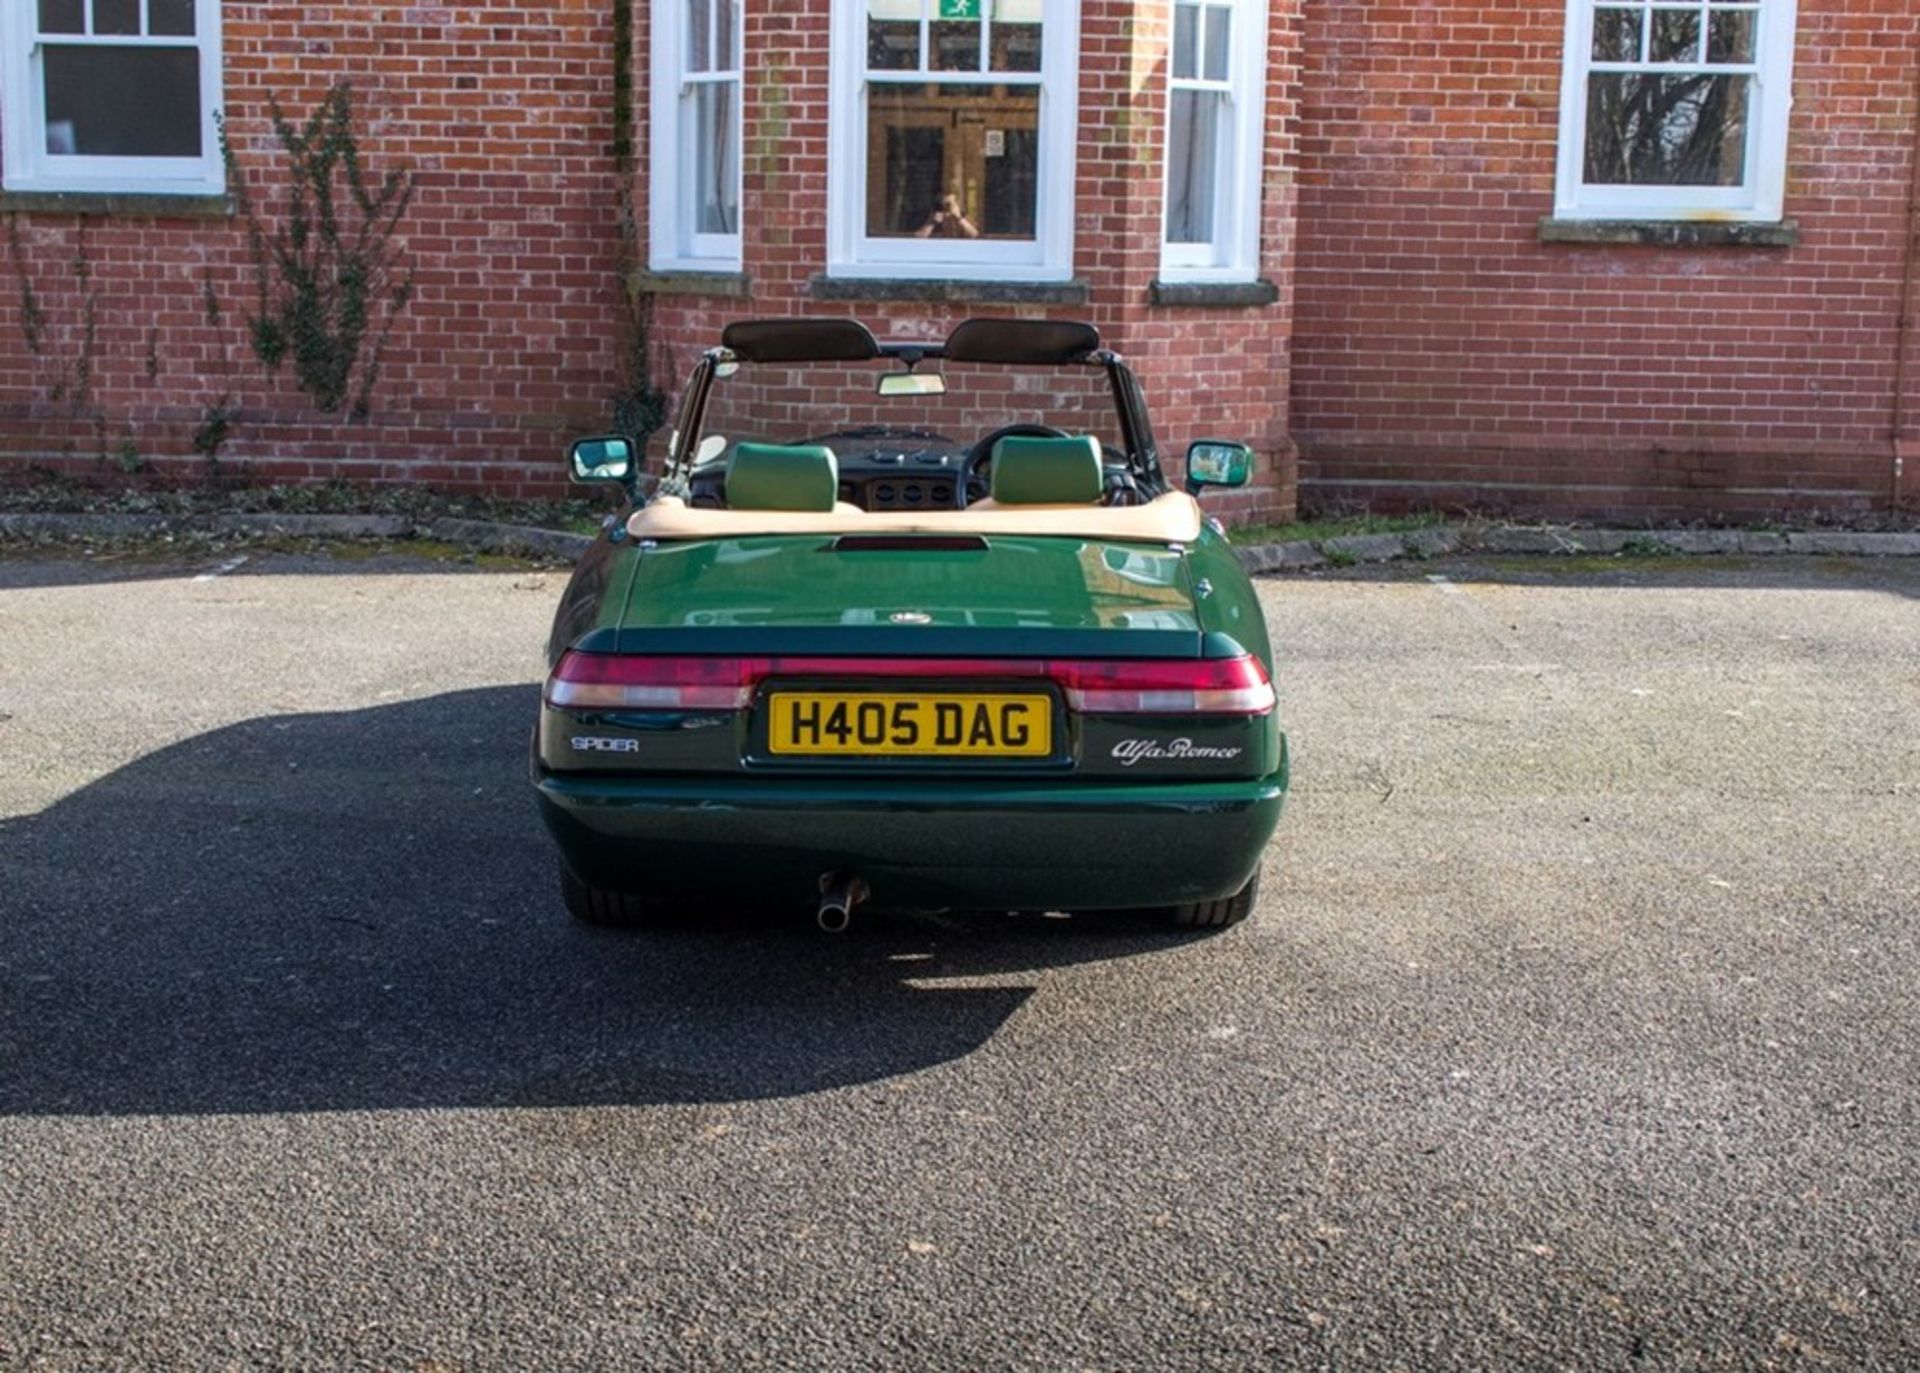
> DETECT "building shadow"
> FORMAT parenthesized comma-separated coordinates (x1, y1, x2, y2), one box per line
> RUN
(0, 686, 1197, 1119)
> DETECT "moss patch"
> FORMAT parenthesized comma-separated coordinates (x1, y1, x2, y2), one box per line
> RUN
(1232, 512, 1447, 546)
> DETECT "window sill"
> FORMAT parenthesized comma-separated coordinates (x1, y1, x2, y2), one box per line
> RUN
(629, 269, 752, 299)
(1149, 278, 1280, 308)
(809, 275, 1090, 306)
(1537, 217, 1799, 249)
(0, 189, 231, 218)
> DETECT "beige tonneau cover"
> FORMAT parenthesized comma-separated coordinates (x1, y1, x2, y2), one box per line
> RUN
(627, 491, 1205, 544)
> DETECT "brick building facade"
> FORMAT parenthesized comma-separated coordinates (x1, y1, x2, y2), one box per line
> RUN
(0, 2, 1914, 520)
(1292, 0, 1920, 518)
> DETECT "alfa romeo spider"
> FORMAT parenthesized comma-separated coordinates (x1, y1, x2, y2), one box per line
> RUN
(532, 317, 1288, 930)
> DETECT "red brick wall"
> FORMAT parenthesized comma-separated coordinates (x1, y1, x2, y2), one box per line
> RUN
(0, 2, 627, 497)
(637, 0, 1304, 524)
(6, 3, 1915, 522)
(1290, 0, 1920, 520)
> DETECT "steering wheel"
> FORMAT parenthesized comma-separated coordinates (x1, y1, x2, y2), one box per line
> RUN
(956, 423, 1070, 508)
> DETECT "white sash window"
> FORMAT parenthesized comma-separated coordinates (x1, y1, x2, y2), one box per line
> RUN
(1162, 0, 1267, 282)
(652, 0, 744, 271)
(2, 0, 225, 195)
(828, 0, 1079, 282)
(1554, 0, 1797, 221)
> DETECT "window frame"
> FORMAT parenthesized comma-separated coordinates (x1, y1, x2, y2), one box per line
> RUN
(1553, 0, 1797, 223)
(1, 0, 226, 196)
(1160, 0, 1268, 284)
(650, 0, 745, 273)
(826, 0, 1080, 283)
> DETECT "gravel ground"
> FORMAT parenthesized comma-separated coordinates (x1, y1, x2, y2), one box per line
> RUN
(0, 550, 1914, 1370)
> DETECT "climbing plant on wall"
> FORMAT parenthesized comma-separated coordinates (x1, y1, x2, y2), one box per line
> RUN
(3, 216, 129, 465)
(218, 84, 415, 419)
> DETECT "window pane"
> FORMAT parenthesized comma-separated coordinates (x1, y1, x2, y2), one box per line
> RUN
(149, 0, 196, 36)
(38, 0, 84, 34)
(1591, 7, 1643, 63)
(869, 21, 919, 69)
(1172, 5, 1198, 81)
(1707, 10, 1755, 63)
(692, 82, 738, 234)
(1585, 72, 1749, 186)
(715, 0, 737, 69)
(988, 4, 1042, 73)
(43, 45, 202, 156)
(1648, 8, 1701, 64)
(875, 124, 947, 236)
(866, 83, 1040, 240)
(1201, 5, 1230, 81)
(688, 0, 712, 72)
(983, 127, 1036, 235)
(1166, 87, 1221, 243)
(931, 20, 981, 71)
(92, 0, 140, 35)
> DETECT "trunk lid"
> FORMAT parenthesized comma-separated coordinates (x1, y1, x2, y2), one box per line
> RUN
(539, 531, 1279, 784)
(611, 534, 1204, 657)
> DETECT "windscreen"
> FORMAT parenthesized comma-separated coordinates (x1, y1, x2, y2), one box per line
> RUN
(695, 359, 1124, 459)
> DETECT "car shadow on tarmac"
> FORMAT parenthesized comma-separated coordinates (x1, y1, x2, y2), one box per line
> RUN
(0, 686, 1201, 1118)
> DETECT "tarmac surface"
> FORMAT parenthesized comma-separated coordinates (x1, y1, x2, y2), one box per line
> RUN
(0, 549, 1915, 1369)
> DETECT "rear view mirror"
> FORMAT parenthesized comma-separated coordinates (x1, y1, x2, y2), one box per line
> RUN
(1186, 440, 1253, 492)
(570, 435, 634, 484)
(877, 371, 947, 397)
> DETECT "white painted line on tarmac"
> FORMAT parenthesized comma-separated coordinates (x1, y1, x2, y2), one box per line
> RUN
(191, 555, 250, 583)
(1427, 574, 1562, 695)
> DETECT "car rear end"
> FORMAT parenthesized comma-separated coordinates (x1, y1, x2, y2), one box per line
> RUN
(532, 532, 1287, 914)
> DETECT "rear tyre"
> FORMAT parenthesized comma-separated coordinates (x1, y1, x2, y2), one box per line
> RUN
(1166, 871, 1260, 929)
(560, 868, 650, 929)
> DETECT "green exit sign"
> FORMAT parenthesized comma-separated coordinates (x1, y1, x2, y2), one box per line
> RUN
(939, 0, 982, 18)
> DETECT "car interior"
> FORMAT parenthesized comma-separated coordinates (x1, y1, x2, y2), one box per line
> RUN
(567, 316, 1244, 544)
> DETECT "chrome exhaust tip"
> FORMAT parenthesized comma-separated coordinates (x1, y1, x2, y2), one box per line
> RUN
(816, 871, 868, 933)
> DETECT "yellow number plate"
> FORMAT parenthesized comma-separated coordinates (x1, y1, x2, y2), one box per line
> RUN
(768, 692, 1053, 757)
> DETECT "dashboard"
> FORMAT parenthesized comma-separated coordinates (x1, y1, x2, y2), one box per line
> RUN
(835, 447, 961, 510)
(687, 430, 967, 511)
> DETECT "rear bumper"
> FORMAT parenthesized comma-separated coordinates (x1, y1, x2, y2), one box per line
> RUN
(534, 756, 1287, 911)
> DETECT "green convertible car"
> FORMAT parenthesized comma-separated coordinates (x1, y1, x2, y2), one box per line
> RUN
(533, 317, 1287, 931)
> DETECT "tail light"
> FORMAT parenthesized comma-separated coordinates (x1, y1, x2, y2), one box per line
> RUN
(546, 653, 759, 710)
(1055, 656, 1275, 714)
(546, 652, 1275, 716)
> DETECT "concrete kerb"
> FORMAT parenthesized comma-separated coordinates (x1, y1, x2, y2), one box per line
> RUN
(1234, 524, 1920, 573)
(0, 510, 593, 561)
(421, 517, 595, 560)
(0, 512, 414, 541)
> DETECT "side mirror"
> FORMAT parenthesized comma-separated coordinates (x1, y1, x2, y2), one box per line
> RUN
(570, 435, 635, 484)
(1185, 440, 1253, 493)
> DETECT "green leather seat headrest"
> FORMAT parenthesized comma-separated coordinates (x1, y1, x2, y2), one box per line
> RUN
(726, 443, 839, 512)
(989, 435, 1104, 505)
